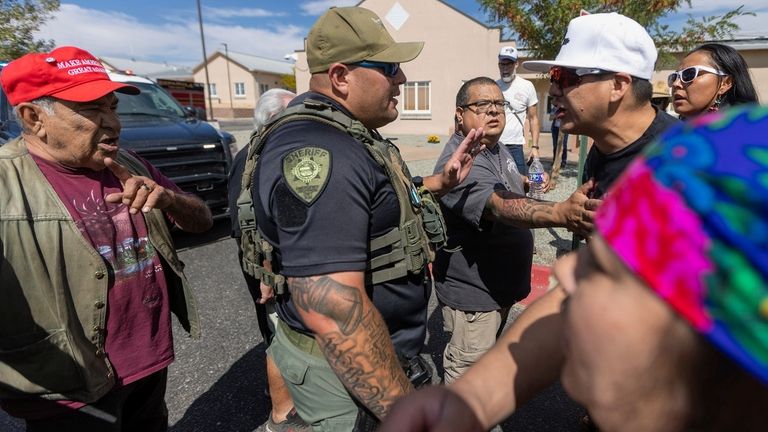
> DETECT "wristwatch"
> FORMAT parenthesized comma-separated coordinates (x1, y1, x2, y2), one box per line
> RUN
(412, 176, 424, 188)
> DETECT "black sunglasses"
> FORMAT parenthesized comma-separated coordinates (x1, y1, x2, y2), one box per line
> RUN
(549, 66, 610, 90)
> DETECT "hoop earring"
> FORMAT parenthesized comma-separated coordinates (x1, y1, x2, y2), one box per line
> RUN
(708, 94, 724, 113)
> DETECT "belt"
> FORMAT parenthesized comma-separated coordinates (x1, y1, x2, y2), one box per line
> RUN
(278, 319, 325, 358)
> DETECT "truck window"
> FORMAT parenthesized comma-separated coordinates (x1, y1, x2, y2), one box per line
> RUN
(116, 81, 186, 118)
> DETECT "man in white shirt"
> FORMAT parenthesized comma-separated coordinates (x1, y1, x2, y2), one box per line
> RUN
(496, 46, 540, 176)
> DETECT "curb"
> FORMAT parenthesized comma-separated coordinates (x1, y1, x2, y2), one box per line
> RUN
(520, 264, 552, 306)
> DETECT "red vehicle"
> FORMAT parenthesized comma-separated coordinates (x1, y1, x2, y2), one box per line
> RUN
(157, 78, 207, 119)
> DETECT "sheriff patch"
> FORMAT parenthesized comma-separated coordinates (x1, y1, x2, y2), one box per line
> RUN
(282, 147, 331, 205)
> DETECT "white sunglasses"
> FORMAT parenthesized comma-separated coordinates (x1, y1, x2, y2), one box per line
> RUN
(667, 65, 726, 87)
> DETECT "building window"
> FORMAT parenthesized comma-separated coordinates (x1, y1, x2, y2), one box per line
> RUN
(403, 81, 430, 115)
(208, 83, 217, 97)
(259, 83, 269, 95)
(234, 82, 246, 97)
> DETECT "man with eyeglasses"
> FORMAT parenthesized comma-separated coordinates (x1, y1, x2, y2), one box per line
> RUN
(433, 77, 599, 385)
(496, 46, 541, 176)
(378, 13, 680, 432)
(242, 6, 484, 431)
(525, 13, 678, 201)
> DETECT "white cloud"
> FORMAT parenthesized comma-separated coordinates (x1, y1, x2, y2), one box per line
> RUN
(300, 0, 359, 15)
(204, 7, 286, 19)
(36, 4, 305, 66)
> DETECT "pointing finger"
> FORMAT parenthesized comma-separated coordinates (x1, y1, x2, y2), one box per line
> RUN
(104, 157, 132, 183)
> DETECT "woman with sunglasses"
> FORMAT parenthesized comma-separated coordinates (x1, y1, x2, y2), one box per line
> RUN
(669, 43, 758, 118)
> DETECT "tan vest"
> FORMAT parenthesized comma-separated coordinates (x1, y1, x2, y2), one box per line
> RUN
(0, 137, 199, 403)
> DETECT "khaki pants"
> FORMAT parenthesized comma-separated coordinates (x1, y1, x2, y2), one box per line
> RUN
(267, 322, 358, 432)
(441, 304, 510, 384)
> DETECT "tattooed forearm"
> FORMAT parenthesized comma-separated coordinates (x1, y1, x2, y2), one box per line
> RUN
(486, 190, 562, 229)
(289, 276, 364, 335)
(317, 307, 413, 419)
(289, 275, 413, 418)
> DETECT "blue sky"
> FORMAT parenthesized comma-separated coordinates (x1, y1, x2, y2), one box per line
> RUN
(36, 0, 768, 66)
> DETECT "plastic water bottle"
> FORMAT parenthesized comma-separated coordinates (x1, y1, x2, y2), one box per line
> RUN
(528, 157, 545, 200)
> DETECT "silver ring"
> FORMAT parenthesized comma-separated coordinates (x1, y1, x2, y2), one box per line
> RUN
(141, 184, 152, 192)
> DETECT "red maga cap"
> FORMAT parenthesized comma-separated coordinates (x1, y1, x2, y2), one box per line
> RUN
(1, 46, 140, 106)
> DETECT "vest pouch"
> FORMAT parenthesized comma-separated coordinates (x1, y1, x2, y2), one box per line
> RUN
(0, 330, 87, 398)
(401, 219, 427, 274)
(239, 227, 264, 279)
(418, 188, 447, 252)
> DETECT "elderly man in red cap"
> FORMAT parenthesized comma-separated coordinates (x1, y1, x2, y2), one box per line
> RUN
(0, 46, 212, 431)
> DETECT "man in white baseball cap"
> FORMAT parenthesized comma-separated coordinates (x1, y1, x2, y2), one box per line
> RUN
(378, 13, 681, 432)
(497, 45, 541, 175)
(524, 12, 678, 199)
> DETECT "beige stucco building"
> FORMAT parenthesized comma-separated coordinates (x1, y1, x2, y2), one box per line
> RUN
(294, 0, 513, 136)
(192, 50, 294, 118)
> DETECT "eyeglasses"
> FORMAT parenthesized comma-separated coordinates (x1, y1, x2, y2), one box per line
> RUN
(666, 65, 726, 87)
(352, 61, 401, 77)
(549, 66, 610, 89)
(460, 99, 511, 114)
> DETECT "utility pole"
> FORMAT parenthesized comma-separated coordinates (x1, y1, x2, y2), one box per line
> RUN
(196, 0, 215, 121)
(223, 42, 234, 114)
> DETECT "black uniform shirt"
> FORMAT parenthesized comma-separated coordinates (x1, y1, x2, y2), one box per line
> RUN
(582, 107, 679, 198)
(252, 92, 427, 358)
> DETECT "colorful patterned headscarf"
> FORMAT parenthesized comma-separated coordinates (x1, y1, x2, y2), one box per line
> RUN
(596, 104, 768, 385)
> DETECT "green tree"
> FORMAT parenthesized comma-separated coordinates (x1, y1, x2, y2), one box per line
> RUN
(0, 0, 60, 61)
(478, 0, 753, 67)
(281, 70, 296, 92)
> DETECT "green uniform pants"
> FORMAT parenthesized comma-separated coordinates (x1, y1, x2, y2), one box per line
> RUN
(267, 321, 358, 432)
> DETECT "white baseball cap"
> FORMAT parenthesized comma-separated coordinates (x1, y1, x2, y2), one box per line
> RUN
(523, 13, 657, 80)
(498, 46, 518, 61)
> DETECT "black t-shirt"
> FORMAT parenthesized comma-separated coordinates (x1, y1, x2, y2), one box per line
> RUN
(582, 108, 679, 198)
(432, 134, 533, 311)
(252, 92, 427, 358)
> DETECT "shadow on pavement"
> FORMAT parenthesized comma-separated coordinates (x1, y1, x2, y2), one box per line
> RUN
(170, 344, 270, 432)
(425, 302, 447, 383)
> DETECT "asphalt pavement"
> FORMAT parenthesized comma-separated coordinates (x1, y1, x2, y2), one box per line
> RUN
(0, 128, 587, 431)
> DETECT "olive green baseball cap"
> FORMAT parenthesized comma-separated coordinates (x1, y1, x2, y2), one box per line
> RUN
(306, 6, 424, 74)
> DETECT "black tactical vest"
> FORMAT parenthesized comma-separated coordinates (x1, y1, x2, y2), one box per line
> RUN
(237, 99, 446, 292)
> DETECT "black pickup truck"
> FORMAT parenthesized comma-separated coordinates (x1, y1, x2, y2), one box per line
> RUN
(0, 70, 235, 219)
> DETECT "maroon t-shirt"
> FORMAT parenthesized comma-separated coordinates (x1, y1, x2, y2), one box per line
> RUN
(2, 153, 181, 418)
